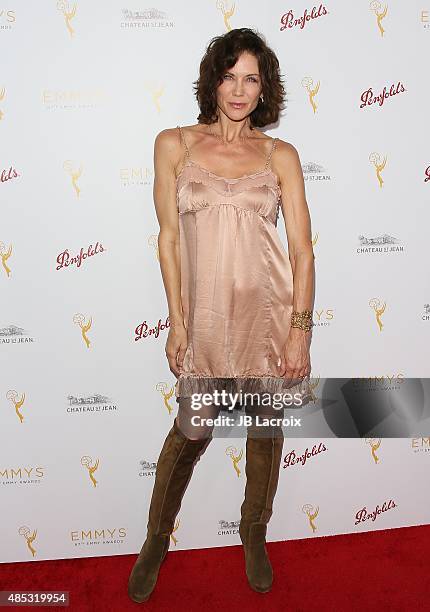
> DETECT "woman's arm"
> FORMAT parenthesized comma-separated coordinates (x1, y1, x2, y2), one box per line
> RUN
(274, 140, 315, 379)
(153, 128, 187, 377)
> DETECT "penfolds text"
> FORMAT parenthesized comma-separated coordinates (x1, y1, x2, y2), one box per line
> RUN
(280, 4, 328, 31)
(56, 242, 105, 270)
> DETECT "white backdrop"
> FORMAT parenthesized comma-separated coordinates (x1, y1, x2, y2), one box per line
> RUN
(1, 1, 429, 563)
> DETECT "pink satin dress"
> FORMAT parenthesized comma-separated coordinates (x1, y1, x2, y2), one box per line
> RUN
(174, 125, 311, 404)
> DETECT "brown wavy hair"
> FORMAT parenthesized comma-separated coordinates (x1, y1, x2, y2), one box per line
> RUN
(192, 27, 286, 128)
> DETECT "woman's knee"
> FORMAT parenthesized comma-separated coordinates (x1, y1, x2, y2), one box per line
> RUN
(176, 418, 214, 441)
(176, 397, 219, 441)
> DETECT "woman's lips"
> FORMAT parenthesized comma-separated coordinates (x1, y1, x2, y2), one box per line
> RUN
(230, 102, 246, 108)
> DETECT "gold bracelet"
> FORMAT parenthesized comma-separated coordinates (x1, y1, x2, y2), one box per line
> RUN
(291, 309, 313, 331)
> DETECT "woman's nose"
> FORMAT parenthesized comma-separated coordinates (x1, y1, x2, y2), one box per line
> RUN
(232, 80, 244, 94)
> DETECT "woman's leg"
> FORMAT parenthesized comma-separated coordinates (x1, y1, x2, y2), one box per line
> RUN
(239, 396, 285, 593)
(128, 396, 219, 603)
(176, 395, 222, 440)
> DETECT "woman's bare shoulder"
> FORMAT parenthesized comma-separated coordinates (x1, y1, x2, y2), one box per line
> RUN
(272, 138, 304, 184)
(273, 138, 301, 163)
(154, 126, 181, 146)
(154, 124, 203, 148)
(153, 127, 187, 169)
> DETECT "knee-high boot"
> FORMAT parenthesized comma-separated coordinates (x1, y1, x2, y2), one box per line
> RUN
(128, 417, 212, 603)
(239, 421, 284, 593)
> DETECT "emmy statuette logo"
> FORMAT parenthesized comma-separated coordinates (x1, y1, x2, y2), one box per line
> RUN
(64, 160, 83, 198)
(369, 152, 387, 188)
(6, 389, 26, 423)
(302, 76, 320, 113)
(225, 445, 243, 477)
(302, 503, 319, 533)
(73, 313, 92, 348)
(365, 438, 382, 464)
(19, 526, 37, 557)
(370, 1, 388, 37)
(144, 82, 164, 113)
(81, 455, 100, 487)
(369, 298, 386, 332)
(57, 1, 77, 37)
(216, 1, 235, 31)
(156, 383, 176, 415)
(0, 241, 12, 277)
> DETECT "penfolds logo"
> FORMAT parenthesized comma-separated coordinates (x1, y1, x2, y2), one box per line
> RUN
(283, 442, 327, 468)
(355, 499, 397, 525)
(360, 81, 406, 109)
(424, 165, 430, 182)
(56, 242, 106, 270)
(135, 316, 170, 341)
(280, 3, 328, 31)
(1, 165, 19, 184)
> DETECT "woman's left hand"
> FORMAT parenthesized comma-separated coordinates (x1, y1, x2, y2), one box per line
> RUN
(277, 328, 312, 379)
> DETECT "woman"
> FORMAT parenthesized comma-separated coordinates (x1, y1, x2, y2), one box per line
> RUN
(128, 27, 315, 602)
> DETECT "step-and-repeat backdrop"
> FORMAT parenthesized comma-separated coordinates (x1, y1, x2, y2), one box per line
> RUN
(1, 1, 429, 563)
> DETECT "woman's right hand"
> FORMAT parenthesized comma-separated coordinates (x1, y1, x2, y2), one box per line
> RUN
(165, 322, 188, 378)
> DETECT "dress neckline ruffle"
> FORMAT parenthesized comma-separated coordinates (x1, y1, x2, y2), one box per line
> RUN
(176, 158, 280, 188)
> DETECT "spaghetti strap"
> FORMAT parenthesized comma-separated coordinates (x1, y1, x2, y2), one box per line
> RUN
(177, 125, 190, 158)
(265, 137, 278, 170)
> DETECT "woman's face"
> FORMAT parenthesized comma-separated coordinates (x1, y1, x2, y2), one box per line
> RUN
(216, 51, 263, 121)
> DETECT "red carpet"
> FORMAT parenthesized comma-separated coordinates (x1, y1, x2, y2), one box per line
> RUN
(1, 525, 428, 611)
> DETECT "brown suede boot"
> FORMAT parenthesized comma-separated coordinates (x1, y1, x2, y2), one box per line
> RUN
(128, 417, 211, 603)
(239, 419, 284, 593)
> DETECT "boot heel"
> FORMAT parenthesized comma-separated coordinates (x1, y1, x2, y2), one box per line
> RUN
(128, 534, 170, 603)
(240, 522, 273, 593)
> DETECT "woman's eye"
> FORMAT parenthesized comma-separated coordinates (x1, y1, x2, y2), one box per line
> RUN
(223, 75, 258, 82)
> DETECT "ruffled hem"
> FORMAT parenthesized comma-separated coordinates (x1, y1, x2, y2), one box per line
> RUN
(175, 375, 315, 408)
